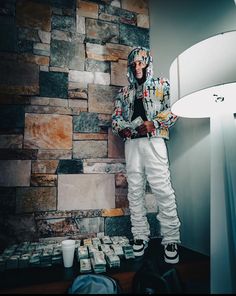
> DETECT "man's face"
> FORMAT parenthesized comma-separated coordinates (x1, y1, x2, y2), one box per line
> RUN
(131, 60, 146, 79)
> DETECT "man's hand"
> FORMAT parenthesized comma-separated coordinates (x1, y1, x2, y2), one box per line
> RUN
(137, 121, 155, 136)
(118, 128, 132, 138)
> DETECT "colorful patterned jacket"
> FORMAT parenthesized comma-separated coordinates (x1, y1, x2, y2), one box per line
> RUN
(111, 47, 178, 140)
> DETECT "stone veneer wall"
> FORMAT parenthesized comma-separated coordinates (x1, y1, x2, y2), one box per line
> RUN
(0, 0, 159, 248)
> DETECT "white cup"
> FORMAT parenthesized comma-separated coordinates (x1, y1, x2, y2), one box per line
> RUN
(61, 239, 75, 268)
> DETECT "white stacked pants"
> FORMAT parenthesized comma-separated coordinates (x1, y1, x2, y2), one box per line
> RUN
(125, 137, 181, 245)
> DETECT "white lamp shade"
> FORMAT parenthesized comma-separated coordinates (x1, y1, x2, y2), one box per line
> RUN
(170, 31, 236, 118)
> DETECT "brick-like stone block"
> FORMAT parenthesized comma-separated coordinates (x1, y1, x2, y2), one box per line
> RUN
(85, 59, 110, 73)
(86, 42, 132, 62)
(32, 160, 59, 174)
(77, 0, 99, 19)
(37, 149, 72, 160)
(115, 172, 128, 188)
(102, 208, 124, 217)
(16, 187, 57, 213)
(74, 217, 104, 234)
(108, 127, 125, 158)
(73, 133, 108, 141)
(0, 149, 38, 160)
(73, 140, 107, 159)
(83, 160, 126, 174)
(111, 59, 128, 86)
(24, 113, 72, 149)
(115, 188, 129, 208)
(86, 18, 119, 44)
(0, 160, 31, 187)
(31, 174, 57, 187)
(137, 13, 149, 28)
(121, 0, 149, 15)
(36, 217, 79, 238)
(88, 84, 119, 114)
(0, 60, 39, 95)
(58, 174, 115, 210)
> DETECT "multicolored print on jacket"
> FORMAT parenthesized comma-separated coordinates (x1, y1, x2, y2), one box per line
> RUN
(112, 47, 178, 140)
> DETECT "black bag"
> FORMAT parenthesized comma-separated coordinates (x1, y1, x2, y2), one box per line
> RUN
(132, 258, 184, 294)
(68, 274, 122, 294)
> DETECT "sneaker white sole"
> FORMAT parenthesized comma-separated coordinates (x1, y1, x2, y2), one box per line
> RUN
(133, 249, 145, 257)
(164, 256, 179, 264)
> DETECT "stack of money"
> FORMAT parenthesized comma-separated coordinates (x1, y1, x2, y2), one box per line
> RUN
(122, 244, 135, 259)
(91, 251, 106, 273)
(52, 247, 63, 265)
(111, 244, 124, 258)
(18, 254, 30, 269)
(88, 244, 99, 258)
(92, 237, 101, 248)
(40, 248, 53, 267)
(80, 258, 92, 273)
(96, 232, 105, 239)
(119, 236, 130, 245)
(106, 253, 120, 269)
(29, 251, 41, 267)
(99, 244, 112, 255)
(101, 236, 112, 245)
(77, 245, 89, 261)
(83, 238, 92, 246)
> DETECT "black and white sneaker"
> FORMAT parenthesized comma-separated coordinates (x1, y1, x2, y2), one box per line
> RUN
(164, 243, 179, 264)
(133, 239, 148, 257)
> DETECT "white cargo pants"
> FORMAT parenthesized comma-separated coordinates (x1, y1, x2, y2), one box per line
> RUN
(125, 137, 181, 245)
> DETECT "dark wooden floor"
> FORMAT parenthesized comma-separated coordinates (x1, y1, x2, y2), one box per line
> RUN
(0, 238, 210, 294)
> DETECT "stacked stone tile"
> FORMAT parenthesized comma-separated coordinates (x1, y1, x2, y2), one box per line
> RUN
(0, 0, 159, 247)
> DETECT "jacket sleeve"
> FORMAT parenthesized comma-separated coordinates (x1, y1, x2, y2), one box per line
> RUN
(111, 88, 132, 137)
(153, 78, 178, 129)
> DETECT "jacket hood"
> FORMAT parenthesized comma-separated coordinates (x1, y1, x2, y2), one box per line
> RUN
(127, 47, 153, 85)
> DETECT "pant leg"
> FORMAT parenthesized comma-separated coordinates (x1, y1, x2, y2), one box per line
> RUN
(144, 137, 181, 245)
(125, 139, 150, 242)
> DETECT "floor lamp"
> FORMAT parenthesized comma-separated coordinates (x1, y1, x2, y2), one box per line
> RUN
(169, 30, 236, 294)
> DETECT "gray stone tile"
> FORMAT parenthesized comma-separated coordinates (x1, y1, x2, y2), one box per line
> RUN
(57, 159, 83, 174)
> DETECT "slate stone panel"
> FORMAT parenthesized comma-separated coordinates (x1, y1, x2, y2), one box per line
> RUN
(39, 71, 68, 98)
(57, 159, 83, 174)
(52, 15, 75, 32)
(120, 23, 149, 48)
(73, 112, 100, 133)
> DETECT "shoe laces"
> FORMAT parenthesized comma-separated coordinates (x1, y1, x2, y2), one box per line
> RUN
(166, 243, 177, 252)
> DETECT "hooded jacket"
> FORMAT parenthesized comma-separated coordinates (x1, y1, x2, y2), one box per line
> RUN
(111, 47, 178, 140)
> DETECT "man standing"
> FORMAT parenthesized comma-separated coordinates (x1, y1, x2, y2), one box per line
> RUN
(112, 47, 181, 264)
